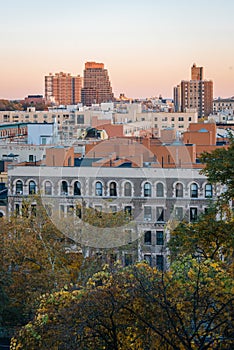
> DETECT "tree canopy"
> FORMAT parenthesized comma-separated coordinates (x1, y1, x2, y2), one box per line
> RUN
(200, 132, 234, 201)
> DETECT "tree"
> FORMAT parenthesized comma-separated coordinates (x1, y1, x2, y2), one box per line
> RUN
(200, 132, 234, 201)
(0, 196, 83, 333)
(168, 204, 234, 264)
(10, 261, 234, 350)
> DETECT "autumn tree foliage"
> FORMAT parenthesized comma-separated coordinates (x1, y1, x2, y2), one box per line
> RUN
(10, 259, 233, 350)
(0, 196, 83, 332)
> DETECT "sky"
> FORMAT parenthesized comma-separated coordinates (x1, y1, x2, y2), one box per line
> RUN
(0, 0, 233, 100)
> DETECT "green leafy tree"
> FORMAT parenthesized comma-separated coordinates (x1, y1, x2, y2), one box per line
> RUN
(200, 132, 234, 201)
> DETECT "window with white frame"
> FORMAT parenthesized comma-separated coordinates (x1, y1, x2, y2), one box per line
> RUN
(29, 180, 36, 195)
(74, 181, 81, 196)
(124, 182, 132, 196)
(156, 207, 164, 222)
(61, 181, 68, 195)
(15, 180, 23, 195)
(190, 183, 198, 198)
(144, 254, 152, 266)
(144, 182, 152, 197)
(205, 184, 212, 198)
(95, 181, 103, 196)
(144, 231, 152, 245)
(175, 207, 183, 221)
(175, 183, 183, 197)
(44, 181, 52, 195)
(156, 182, 164, 197)
(156, 255, 164, 271)
(156, 231, 164, 245)
(190, 207, 198, 222)
(144, 206, 152, 221)
(109, 182, 117, 196)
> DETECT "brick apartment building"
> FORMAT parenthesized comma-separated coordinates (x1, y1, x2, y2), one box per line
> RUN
(81, 62, 114, 106)
(45, 72, 83, 105)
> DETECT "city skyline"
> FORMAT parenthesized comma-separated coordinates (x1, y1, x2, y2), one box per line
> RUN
(0, 0, 233, 100)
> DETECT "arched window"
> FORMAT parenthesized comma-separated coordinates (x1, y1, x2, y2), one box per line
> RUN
(44, 181, 52, 195)
(110, 182, 117, 196)
(190, 183, 198, 198)
(205, 184, 212, 198)
(61, 181, 68, 195)
(156, 182, 164, 197)
(74, 181, 81, 196)
(144, 182, 151, 197)
(175, 183, 183, 198)
(16, 180, 23, 195)
(29, 180, 36, 195)
(95, 182, 103, 196)
(124, 182, 132, 197)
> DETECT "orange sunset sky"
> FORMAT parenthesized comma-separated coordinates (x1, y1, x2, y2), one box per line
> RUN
(0, 0, 233, 100)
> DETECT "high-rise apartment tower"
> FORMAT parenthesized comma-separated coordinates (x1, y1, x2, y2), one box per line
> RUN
(45, 72, 83, 105)
(81, 62, 114, 106)
(174, 64, 213, 117)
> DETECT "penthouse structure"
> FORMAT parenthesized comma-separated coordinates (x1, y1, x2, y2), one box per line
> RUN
(45, 72, 83, 105)
(174, 63, 213, 117)
(81, 62, 114, 106)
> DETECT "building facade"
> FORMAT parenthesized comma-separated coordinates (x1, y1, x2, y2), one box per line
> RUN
(81, 62, 114, 106)
(7, 165, 217, 269)
(174, 64, 213, 117)
(45, 72, 83, 105)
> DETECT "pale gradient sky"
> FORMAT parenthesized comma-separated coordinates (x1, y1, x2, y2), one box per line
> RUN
(0, 0, 233, 100)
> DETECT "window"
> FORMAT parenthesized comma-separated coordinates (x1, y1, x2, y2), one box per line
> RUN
(74, 181, 81, 196)
(175, 207, 183, 221)
(44, 181, 52, 195)
(15, 203, 20, 216)
(144, 231, 152, 245)
(178, 117, 184, 121)
(29, 180, 36, 195)
(156, 231, 164, 245)
(156, 255, 164, 271)
(67, 205, 74, 216)
(29, 154, 34, 162)
(190, 207, 198, 222)
(110, 182, 117, 196)
(77, 115, 84, 124)
(205, 184, 212, 198)
(144, 206, 152, 221)
(110, 205, 117, 213)
(156, 182, 164, 197)
(95, 181, 103, 196)
(61, 181, 68, 195)
(156, 207, 164, 222)
(175, 183, 183, 197)
(31, 204, 36, 216)
(124, 182, 132, 196)
(94, 205, 102, 218)
(144, 254, 152, 266)
(124, 206, 132, 217)
(76, 205, 82, 218)
(16, 180, 23, 195)
(144, 182, 152, 197)
(125, 254, 132, 266)
(190, 183, 198, 198)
